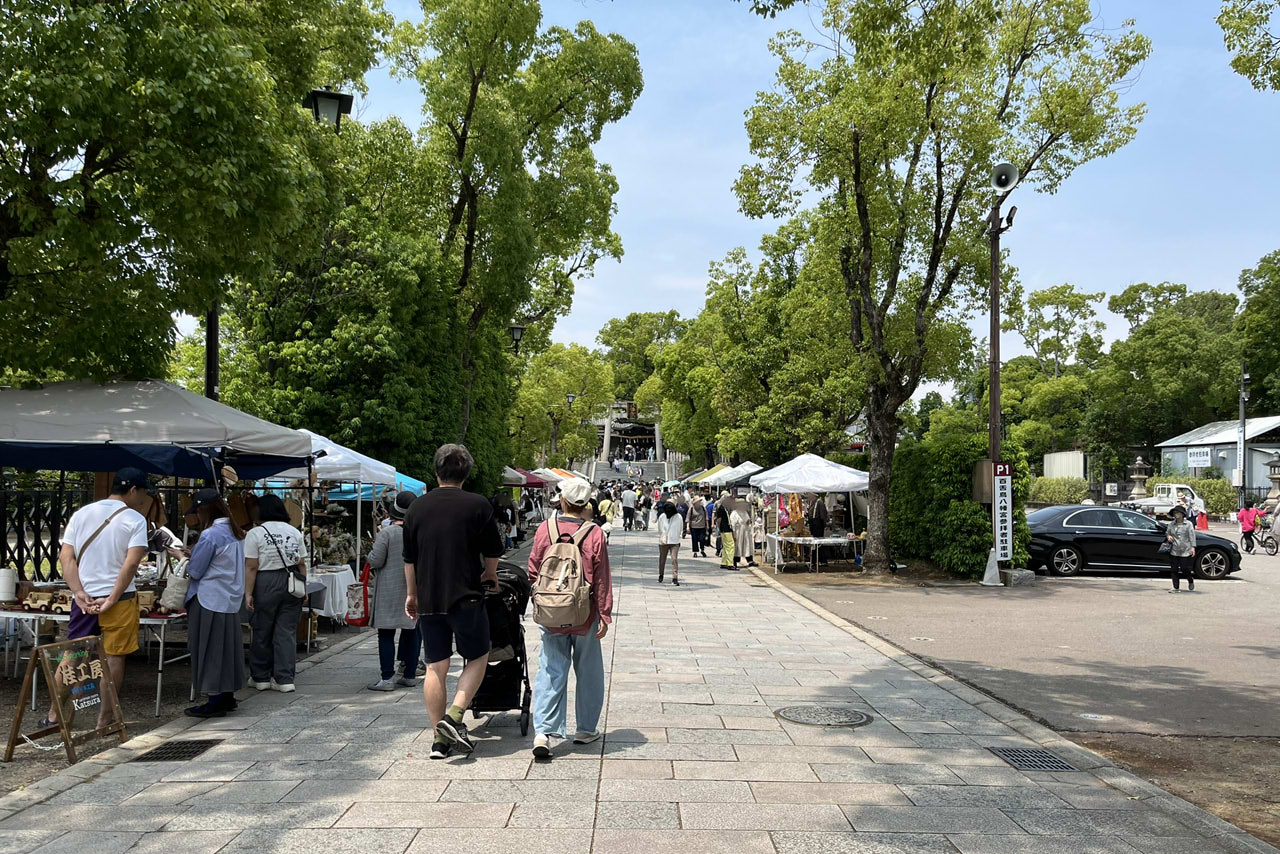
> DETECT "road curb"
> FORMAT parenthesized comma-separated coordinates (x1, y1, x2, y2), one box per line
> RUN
(0, 628, 370, 816)
(746, 566, 1280, 854)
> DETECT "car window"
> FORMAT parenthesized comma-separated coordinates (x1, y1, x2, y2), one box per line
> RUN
(1115, 511, 1161, 532)
(1027, 507, 1062, 525)
(1065, 509, 1119, 527)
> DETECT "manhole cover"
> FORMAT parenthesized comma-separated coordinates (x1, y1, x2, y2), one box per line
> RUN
(132, 739, 223, 762)
(775, 706, 873, 728)
(990, 747, 1076, 772)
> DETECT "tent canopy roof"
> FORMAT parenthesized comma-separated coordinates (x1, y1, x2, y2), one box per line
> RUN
(275, 430, 396, 485)
(502, 466, 527, 486)
(689, 464, 728, 483)
(749, 454, 869, 494)
(703, 461, 762, 487)
(0, 379, 311, 478)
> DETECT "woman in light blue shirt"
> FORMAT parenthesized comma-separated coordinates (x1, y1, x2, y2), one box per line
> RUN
(185, 488, 247, 718)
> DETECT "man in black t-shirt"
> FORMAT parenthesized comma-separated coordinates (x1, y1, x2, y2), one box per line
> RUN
(404, 444, 504, 759)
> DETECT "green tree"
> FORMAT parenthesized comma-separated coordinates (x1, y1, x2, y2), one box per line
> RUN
(0, 0, 387, 379)
(736, 0, 1150, 571)
(640, 317, 725, 469)
(510, 344, 613, 470)
(1220, 0, 1280, 89)
(597, 311, 685, 401)
(915, 391, 945, 440)
(1108, 282, 1188, 332)
(1004, 283, 1104, 378)
(1237, 249, 1280, 412)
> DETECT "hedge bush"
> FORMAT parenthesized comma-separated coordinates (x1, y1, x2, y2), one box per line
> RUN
(1148, 476, 1238, 515)
(889, 433, 1031, 573)
(934, 500, 999, 578)
(1029, 476, 1089, 506)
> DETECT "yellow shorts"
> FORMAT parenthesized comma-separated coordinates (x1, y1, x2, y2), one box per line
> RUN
(98, 597, 140, 656)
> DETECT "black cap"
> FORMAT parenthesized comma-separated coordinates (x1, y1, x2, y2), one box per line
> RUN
(112, 468, 154, 494)
(389, 491, 416, 519)
(190, 488, 222, 512)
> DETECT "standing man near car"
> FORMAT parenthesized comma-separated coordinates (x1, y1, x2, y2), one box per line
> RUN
(404, 444, 504, 759)
(45, 468, 153, 730)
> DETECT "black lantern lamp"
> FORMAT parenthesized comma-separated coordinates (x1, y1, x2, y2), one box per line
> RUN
(303, 87, 355, 131)
(508, 323, 526, 354)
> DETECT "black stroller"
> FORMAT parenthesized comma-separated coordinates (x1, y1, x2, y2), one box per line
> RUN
(470, 561, 533, 735)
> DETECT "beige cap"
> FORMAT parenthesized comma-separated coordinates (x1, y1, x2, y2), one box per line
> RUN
(559, 478, 593, 507)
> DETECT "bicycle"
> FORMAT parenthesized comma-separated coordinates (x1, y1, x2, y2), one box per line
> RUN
(1248, 516, 1279, 556)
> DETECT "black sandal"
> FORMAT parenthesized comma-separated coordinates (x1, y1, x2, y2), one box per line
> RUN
(672, 577, 680, 586)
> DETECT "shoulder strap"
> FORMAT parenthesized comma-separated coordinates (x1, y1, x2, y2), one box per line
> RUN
(571, 521, 596, 546)
(548, 515, 561, 542)
(76, 506, 129, 563)
(265, 526, 294, 571)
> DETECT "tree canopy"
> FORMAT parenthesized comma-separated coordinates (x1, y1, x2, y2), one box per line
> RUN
(597, 310, 684, 402)
(1220, 0, 1280, 89)
(509, 344, 613, 470)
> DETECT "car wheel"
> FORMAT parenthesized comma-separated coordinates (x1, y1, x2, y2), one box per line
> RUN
(1195, 548, 1229, 580)
(1050, 545, 1082, 576)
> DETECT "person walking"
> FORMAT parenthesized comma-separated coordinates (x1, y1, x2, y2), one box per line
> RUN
(528, 478, 613, 758)
(675, 490, 689, 538)
(403, 444, 504, 759)
(367, 491, 421, 691)
(1165, 505, 1197, 593)
(185, 489, 247, 718)
(731, 497, 754, 567)
(716, 493, 736, 569)
(688, 492, 709, 557)
(1238, 498, 1263, 554)
(655, 501, 684, 585)
(43, 468, 152, 730)
(244, 494, 305, 693)
(620, 484, 638, 531)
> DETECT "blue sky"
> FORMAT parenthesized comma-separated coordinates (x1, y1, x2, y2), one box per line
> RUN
(359, 0, 1279, 368)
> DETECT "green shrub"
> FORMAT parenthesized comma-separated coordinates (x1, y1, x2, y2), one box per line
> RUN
(934, 500, 995, 577)
(1029, 476, 1088, 505)
(1148, 476, 1237, 515)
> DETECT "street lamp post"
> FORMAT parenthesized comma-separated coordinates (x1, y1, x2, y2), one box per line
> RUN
(1240, 361, 1251, 502)
(508, 323, 526, 355)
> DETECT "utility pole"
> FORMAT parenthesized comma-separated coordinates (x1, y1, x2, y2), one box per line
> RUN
(1240, 361, 1251, 501)
(204, 304, 219, 401)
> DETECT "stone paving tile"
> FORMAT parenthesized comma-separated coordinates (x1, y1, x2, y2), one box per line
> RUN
(525, 758, 602, 779)
(126, 830, 242, 854)
(591, 829, 777, 854)
(1002, 808, 1200, 837)
(439, 779, 596, 803)
(153, 761, 256, 782)
(732, 744, 872, 763)
(195, 742, 342, 763)
(280, 779, 449, 803)
(507, 801, 596, 828)
(601, 759, 673, 779)
(663, 727, 792, 745)
(601, 742, 737, 761)
(1037, 783, 1152, 810)
(672, 760, 817, 781)
(843, 806, 1025, 834)
(0, 829, 63, 854)
(596, 801, 681, 829)
(124, 782, 223, 806)
(598, 779, 754, 802)
(165, 802, 346, 831)
(900, 785, 1070, 809)
(223, 828, 418, 853)
(1119, 837, 1234, 853)
(381, 758, 533, 779)
(864, 747, 1005, 766)
(189, 780, 301, 804)
(750, 781, 910, 805)
(949, 766, 1038, 787)
(334, 802, 513, 828)
(946, 836, 1144, 854)
(813, 763, 967, 785)
(771, 831, 962, 854)
(0, 805, 185, 833)
(24, 830, 139, 854)
(408, 829, 594, 854)
(679, 801, 852, 830)
(234, 760, 393, 780)
(604, 726, 667, 743)
(45, 781, 151, 805)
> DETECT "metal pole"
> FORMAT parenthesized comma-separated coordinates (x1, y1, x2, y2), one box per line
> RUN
(355, 481, 363, 573)
(204, 302, 220, 402)
(988, 202, 1002, 466)
(1240, 362, 1249, 499)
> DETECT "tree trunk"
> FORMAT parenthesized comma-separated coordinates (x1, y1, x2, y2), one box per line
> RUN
(863, 406, 899, 574)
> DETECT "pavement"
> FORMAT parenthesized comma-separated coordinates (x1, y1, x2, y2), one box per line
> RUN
(778, 521, 1280, 738)
(1, 525, 1276, 854)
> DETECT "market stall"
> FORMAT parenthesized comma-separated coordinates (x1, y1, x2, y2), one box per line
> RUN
(702, 461, 763, 488)
(749, 454, 870, 572)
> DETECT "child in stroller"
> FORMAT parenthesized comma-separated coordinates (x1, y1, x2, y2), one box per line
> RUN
(469, 561, 533, 735)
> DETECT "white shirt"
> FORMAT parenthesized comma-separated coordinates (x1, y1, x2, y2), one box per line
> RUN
(656, 510, 684, 545)
(63, 499, 148, 598)
(621, 490, 637, 509)
(244, 521, 306, 572)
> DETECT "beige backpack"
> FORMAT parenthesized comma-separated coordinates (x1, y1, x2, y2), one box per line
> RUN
(531, 516, 595, 629)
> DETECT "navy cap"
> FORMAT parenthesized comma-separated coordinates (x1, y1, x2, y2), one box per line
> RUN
(112, 468, 154, 494)
(190, 488, 222, 511)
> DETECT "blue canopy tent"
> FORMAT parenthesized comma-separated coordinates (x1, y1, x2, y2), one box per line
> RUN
(327, 472, 427, 501)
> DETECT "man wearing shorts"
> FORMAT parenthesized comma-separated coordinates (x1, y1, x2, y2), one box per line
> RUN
(404, 444, 503, 758)
(47, 468, 152, 729)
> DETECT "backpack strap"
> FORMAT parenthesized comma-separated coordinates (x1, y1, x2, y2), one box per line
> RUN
(548, 515, 563, 543)
(570, 521, 596, 546)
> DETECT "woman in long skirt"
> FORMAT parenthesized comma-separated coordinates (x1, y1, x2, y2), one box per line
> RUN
(730, 500, 755, 567)
(185, 489, 247, 718)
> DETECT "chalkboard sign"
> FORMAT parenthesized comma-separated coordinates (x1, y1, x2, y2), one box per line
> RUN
(4, 636, 126, 764)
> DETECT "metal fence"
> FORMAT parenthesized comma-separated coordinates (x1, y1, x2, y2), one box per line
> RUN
(1, 478, 94, 581)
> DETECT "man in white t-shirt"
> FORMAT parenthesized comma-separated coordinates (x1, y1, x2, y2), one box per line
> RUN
(620, 485, 638, 531)
(46, 468, 153, 728)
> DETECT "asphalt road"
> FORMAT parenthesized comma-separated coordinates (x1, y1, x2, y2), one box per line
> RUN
(780, 523, 1280, 738)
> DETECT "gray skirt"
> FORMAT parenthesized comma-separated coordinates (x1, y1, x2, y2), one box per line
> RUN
(188, 597, 246, 696)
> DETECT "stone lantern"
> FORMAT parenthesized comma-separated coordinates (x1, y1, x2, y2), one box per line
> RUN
(1128, 456, 1151, 500)
(1265, 452, 1280, 513)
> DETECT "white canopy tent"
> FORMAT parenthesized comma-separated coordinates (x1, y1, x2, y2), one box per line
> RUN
(531, 467, 563, 484)
(502, 466, 527, 487)
(750, 454, 869, 494)
(703, 461, 763, 488)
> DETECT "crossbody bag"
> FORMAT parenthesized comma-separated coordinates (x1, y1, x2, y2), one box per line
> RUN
(265, 529, 308, 599)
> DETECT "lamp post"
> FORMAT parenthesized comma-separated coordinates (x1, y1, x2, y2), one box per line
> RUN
(566, 392, 578, 408)
(302, 87, 355, 131)
(508, 323, 526, 355)
(1239, 361, 1251, 502)
(986, 163, 1019, 466)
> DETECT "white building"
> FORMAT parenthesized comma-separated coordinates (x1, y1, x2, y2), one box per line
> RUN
(1157, 416, 1280, 489)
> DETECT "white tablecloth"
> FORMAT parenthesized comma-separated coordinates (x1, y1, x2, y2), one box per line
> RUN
(309, 568, 355, 620)
(766, 534, 864, 570)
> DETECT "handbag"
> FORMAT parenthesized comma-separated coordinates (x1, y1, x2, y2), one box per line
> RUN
(158, 559, 190, 612)
(266, 529, 307, 599)
(1158, 542, 1172, 555)
(345, 562, 372, 627)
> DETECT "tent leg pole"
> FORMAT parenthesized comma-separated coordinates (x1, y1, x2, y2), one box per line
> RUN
(356, 482, 363, 572)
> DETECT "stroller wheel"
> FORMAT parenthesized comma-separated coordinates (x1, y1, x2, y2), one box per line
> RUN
(520, 709, 530, 737)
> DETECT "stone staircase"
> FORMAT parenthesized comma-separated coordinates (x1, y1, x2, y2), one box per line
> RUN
(589, 459, 670, 483)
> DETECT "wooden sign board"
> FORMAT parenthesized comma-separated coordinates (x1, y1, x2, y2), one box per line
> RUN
(4, 636, 127, 764)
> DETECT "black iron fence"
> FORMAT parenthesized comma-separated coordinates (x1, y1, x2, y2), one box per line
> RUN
(1, 479, 94, 581)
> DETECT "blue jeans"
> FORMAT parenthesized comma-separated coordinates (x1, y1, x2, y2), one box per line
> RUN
(533, 621, 604, 738)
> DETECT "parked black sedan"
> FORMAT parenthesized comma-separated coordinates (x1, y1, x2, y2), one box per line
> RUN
(1027, 505, 1243, 580)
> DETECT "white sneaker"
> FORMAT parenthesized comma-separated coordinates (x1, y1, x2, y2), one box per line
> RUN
(572, 731, 601, 744)
(270, 680, 296, 693)
(247, 680, 271, 691)
(532, 734, 553, 759)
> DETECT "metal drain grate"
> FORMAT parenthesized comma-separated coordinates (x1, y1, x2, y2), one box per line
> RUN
(775, 706, 873, 728)
(131, 739, 223, 762)
(990, 747, 1076, 772)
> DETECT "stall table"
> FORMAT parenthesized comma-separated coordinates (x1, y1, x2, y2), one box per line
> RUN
(2, 610, 189, 716)
(766, 534, 865, 574)
(309, 567, 355, 622)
